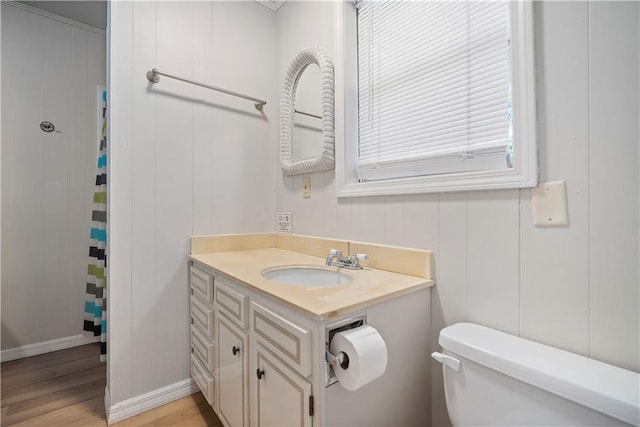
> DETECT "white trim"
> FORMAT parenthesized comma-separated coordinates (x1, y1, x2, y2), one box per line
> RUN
(0, 2, 3, 328)
(334, 1, 538, 196)
(334, 1, 359, 192)
(338, 167, 538, 197)
(105, 0, 112, 410)
(3, 1, 106, 35)
(107, 378, 198, 425)
(104, 386, 111, 424)
(0, 334, 100, 362)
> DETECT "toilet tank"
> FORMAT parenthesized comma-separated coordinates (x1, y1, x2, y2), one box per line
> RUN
(436, 323, 640, 427)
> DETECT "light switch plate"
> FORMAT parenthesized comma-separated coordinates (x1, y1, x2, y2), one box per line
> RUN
(302, 176, 311, 198)
(531, 180, 569, 226)
(276, 212, 292, 233)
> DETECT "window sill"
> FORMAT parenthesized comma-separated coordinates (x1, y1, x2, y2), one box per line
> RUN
(337, 168, 538, 197)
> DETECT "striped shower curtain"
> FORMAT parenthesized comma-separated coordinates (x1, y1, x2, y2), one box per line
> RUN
(84, 88, 107, 362)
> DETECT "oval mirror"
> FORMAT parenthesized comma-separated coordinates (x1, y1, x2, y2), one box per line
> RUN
(280, 47, 334, 175)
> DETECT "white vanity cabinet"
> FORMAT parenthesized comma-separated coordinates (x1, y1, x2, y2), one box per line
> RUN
(250, 301, 314, 426)
(216, 313, 249, 427)
(214, 274, 249, 427)
(189, 265, 215, 406)
(251, 341, 313, 427)
(189, 260, 431, 426)
(190, 264, 315, 426)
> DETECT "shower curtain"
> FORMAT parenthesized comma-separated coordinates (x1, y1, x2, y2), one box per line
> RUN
(84, 87, 107, 362)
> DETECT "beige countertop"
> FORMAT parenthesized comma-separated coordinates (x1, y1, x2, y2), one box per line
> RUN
(190, 246, 434, 320)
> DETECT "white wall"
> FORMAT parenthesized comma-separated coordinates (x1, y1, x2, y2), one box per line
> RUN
(276, 1, 343, 236)
(274, 2, 639, 426)
(108, 1, 278, 405)
(107, 0, 639, 420)
(1, 3, 106, 351)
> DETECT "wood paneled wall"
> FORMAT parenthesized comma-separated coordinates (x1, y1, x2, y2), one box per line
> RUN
(108, 1, 278, 405)
(1, 3, 106, 351)
(274, 2, 639, 426)
(107, 1, 638, 422)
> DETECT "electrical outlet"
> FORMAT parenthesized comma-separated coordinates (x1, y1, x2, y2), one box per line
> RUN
(303, 176, 311, 198)
(276, 212, 292, 233)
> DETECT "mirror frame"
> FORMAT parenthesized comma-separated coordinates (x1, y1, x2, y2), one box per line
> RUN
(280, 47, 335, 176)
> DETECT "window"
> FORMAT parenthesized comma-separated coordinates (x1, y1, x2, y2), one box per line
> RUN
(334, 1, 537, 196)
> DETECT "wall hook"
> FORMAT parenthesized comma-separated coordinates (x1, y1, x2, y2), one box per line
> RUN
(40, 121, 60, 133)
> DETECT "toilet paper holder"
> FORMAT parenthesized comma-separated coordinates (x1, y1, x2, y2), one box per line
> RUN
(326, 349, 349, 370)
(324, 313, 366, 386)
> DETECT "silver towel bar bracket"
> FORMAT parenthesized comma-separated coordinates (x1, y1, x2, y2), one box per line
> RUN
(294, 109, 321, 119)
(145, 68, 267, 112)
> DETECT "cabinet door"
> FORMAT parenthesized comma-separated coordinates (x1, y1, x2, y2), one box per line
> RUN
(252, 343, 313, 427)
(217, 314, 249, 427)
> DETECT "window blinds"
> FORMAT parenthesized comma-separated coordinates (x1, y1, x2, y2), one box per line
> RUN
(357, 1, 512, 181)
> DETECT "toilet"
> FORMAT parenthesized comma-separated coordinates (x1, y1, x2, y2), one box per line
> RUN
(432, 323, 640, 426)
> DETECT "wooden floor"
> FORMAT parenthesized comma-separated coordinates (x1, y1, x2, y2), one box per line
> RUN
(1, 344, 220, 426)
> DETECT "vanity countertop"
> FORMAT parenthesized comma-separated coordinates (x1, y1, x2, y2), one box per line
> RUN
(189, 233, 434, 320)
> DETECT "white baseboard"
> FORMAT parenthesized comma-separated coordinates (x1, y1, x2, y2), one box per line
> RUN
(1, 334, 100, 362)
(104, 385, 110, 420)
(107, 378, 198, 425)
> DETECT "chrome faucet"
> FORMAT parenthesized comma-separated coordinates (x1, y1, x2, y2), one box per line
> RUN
(326, 243, 368, 270)
(325, 249, 342, 266)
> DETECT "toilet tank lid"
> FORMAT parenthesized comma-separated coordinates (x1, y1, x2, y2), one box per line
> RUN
(439, 323, 639, 426)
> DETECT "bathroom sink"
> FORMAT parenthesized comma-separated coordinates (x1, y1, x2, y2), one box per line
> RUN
(261, 265, 353, 287)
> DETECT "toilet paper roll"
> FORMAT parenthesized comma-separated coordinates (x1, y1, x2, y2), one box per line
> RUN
(330, 325, 388, 391)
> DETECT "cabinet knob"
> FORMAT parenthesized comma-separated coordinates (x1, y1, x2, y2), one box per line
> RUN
(256, 368, 265, 380)
(232, 345, 240, 356)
